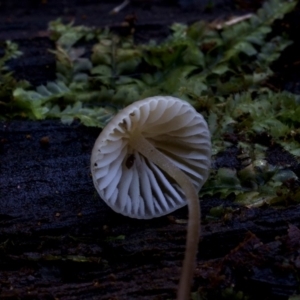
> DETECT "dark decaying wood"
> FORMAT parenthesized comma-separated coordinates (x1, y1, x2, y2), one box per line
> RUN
(1, 1, 300, 299)
(1, 120, 300, 299)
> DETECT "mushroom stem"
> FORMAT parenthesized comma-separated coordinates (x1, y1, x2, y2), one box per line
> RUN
(129, 132, 200, 300)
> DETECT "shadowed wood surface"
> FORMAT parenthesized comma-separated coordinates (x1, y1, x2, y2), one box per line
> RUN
(1, 1, 300, 299)
(1, 120, 300, 299)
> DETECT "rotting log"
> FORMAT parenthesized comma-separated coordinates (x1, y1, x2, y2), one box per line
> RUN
(1, 120, 300, 299)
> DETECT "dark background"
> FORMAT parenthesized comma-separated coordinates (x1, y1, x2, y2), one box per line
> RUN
(1, 1, 300, 299)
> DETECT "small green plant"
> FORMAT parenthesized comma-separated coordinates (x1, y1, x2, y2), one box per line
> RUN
(0, 41, 26, 118)
(2, 0, 296, 125)
(0, 0, 299, 207)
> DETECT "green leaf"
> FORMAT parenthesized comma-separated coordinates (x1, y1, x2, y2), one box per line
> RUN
(182, 46, 205, 66)
(13, 88, 49, 119)
(91, 65, 112, 76)
(212, 64, 229, 75)
(2, 2, 299, 207)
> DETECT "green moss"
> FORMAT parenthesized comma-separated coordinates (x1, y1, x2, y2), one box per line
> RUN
(0, 0, 299, 207)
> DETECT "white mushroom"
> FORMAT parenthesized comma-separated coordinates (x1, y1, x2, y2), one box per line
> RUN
(91, 95, 211, 300)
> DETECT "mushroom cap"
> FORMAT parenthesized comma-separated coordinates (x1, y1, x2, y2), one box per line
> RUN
(91, 96, 211, 219)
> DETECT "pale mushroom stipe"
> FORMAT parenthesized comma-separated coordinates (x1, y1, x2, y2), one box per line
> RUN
(91, 96, 211, 300)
